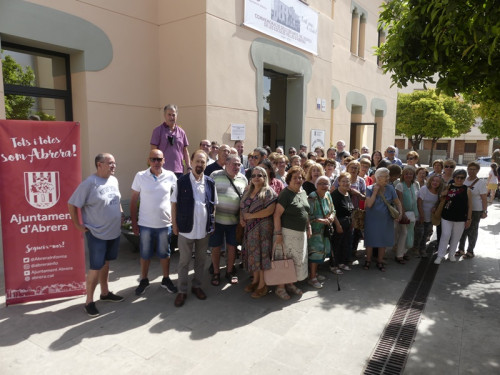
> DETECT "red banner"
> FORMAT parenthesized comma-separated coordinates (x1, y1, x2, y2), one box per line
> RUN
(0, 120, 86, 305)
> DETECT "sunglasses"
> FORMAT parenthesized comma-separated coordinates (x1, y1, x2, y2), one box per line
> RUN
(149, 157, 163, 162)
(167, 136, 174, 145)
(444, 165, 455, 168)
(251, 155, 260, 159)
(387, 150, 395, 153)
(251, 174, 263, 178)
(407, 157, 415, 161)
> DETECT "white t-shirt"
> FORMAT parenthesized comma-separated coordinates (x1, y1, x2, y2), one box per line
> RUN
(464, 177, 487, 211)
(417, 185, 438, 222)
(488, 170, 499, 185)
(131, 168, 177, 228)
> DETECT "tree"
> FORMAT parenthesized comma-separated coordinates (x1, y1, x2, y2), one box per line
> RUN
(396, 90, 475, 163)
(377, 1, 500, 102)
(1, 52, 36, 119)
(474, 99, 500, 139)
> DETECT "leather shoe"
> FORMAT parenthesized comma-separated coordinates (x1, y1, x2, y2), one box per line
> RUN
(191, 287, 207, 300)
(174, 293, 187, 307)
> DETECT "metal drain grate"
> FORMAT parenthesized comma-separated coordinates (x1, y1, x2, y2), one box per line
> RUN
(363, 255, 439, 375)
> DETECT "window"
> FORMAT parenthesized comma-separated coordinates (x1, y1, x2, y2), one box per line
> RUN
(436, 143, 448, 151)
(377, 28, 386, 68)
(464, 143, 477, 153)
(1, 42, 72, 121)
(350, 5, 366, 58)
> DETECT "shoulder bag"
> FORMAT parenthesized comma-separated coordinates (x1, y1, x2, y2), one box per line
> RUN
(264, 241, 297, 285)
(379, 190, 400, 220)
(226, 174, 245, 245)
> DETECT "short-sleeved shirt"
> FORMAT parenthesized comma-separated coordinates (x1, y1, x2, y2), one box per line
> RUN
(204, 161, 223, 176)
(331, 188, 354, 219)
(131, 168, 177, 228)
(278, 188, 310, 231)
(464, 178, 487, 211)
(417, 185, 438, 222)
(210, 170, 248, 225)
(171, 172, 219, 239)
(333, 176, 366, 209)
(68, 174, 121, 240)
(150, 123, 189, 173)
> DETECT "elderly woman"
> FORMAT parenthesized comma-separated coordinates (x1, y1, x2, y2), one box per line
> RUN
(259, 159, 284, 195)
(333, 160, 366, 260)
(441, 159, 456, 184)
(434, 169, 472, 264)
(429, 159, 444, 177)
(414, 175, 444, 258)
(273, 154, 288, 185)
(457, 162, 488, 258)
(307, 176, 339, 288)
(415, 167, 428, 188)
(330, 172, 354, 274)
(314, 146, 325, 158)
(240, 166, 277, 298)
(394, 166, 419, 264)
(273, 166, 311, 300)
(302, 162, 325, 196)
(364, 168, 403, 271)
(406, 151, 420, 167)
(351, 149, 360, 159)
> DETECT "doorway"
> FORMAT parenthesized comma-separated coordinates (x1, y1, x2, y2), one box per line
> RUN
(350, 122, 377, 153)
(263, 69, 287, 149)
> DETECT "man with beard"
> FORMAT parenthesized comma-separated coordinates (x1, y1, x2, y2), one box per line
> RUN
(171, 150, 217, 307)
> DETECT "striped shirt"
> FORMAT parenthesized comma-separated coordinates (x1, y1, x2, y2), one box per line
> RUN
(210, 169, 248, 225)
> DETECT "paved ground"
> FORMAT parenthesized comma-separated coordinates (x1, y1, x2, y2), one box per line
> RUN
(1, 202, 499, 374)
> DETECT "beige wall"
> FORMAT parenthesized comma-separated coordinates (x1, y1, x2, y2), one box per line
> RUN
(2, 0, 398, 199)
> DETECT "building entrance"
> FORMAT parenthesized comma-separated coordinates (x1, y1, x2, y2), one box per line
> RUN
(263, 69, 287, 149)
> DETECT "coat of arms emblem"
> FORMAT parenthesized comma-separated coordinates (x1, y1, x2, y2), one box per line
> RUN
(24, 172, 60, 209)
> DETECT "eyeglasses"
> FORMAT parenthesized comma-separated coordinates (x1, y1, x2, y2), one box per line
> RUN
(251, 174, 263, 178)
(251, 155, 260, 160)
(317, 182, 330, 186)
(444, 165, 455, 169)
(149, 157, 164, 162)
(387, 150, 395, 153)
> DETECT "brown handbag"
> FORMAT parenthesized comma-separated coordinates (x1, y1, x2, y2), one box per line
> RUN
(263, 241, 297, 286)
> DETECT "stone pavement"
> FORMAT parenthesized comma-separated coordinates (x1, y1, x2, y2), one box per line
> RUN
(1, 203, 499, 375)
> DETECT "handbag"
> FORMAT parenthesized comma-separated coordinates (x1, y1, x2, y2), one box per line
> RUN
(318, 193, 335, 239)
(379, 191, 400, 219)
(352, 209, 365, 230)
(263, 241, 297, 286)
(431, 198, 446, 226)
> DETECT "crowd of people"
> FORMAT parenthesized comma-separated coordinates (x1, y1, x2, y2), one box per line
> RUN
(68, 104, 498, 316)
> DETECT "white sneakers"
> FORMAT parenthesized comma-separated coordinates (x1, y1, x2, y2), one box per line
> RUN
(434, 255, 458, 264)
(434, 257, 443, 265)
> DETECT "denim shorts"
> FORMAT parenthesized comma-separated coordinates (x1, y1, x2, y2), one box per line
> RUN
(85, 232, 120, 270)
(208, 223, 237, 247)
(139, 225, 172, 259)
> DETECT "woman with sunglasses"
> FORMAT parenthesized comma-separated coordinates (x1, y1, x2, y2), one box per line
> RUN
(441, 159, 456, 184)
(434, 169, 472, 264)
(240, 166, 277, 298)
(405, 151, 420, 167)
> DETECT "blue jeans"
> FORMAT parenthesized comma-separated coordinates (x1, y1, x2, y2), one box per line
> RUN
(85, 232, 120, 270)
(139, 225, 172, 259)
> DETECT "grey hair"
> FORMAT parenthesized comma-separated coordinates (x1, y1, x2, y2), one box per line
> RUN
(315, 175, 330, 188)
(163, 104, 178, 112)
(374, 167, 390, 179)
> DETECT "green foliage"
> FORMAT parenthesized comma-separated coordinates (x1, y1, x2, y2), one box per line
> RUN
(396, 90, 475, 154)
(2, 52, 36, 119)
(475, 100, 500, 139)
(377, 1, 500, 101)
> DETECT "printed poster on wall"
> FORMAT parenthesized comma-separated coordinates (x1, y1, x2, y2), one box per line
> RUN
(0, 120, 86, 305)
(244, 0, 319, 55)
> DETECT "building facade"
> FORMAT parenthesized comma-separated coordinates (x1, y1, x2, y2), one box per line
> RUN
(1, 0, 397, 198)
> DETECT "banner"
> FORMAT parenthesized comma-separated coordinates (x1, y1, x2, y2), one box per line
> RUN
(0, 120, 86, 305)
(244, 0, 319, 55)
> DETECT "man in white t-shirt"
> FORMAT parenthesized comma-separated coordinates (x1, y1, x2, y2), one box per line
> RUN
(130, 149, 178, 296)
